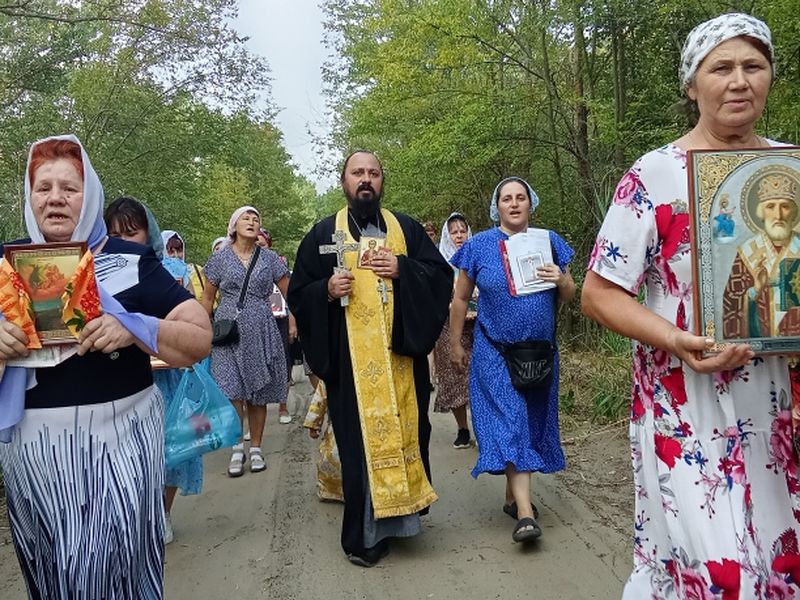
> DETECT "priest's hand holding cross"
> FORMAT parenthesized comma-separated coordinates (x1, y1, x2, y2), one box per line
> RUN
(328, 269, 355, 301)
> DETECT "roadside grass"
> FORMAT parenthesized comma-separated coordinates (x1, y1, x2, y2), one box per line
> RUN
(560, 330, 632, 424)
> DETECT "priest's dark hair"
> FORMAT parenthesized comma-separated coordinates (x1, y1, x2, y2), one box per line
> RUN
(339, 149, 384, 181)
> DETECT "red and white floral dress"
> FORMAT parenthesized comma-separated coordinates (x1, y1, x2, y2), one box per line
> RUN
(590, 143, 800, 599)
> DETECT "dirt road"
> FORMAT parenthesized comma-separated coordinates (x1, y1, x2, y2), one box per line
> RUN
(0, 372, 632, 599)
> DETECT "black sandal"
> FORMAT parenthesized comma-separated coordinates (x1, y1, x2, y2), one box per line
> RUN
(512, 517, 542, 543)
(503, 501, 540, 520)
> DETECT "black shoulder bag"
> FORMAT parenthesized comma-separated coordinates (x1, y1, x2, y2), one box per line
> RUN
(212, 246, 261, 347)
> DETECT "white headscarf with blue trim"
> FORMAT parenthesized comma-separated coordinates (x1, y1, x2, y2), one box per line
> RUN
(6, 135, 163, 441)
(24, 134, 107, 249)
(489, 177, 539, 223)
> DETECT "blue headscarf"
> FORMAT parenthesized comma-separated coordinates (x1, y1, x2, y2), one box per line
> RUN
(489, 176, 539, 223)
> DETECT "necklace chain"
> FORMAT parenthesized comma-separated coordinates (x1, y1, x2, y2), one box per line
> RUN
(348, 209, 384, 237)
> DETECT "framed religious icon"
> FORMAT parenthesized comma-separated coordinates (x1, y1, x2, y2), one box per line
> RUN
(688, 146, 800, 354)
(358, 236, 389, 269)
(3, 241, 87, 344)
(517, 252, 544, 286)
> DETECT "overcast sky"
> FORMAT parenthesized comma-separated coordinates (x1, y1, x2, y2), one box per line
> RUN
(233, 0, 333, 192)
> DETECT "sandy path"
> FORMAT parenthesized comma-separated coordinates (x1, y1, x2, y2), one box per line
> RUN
(0, 372, 630, 599)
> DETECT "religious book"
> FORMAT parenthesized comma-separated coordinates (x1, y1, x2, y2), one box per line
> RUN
(7, 344, 79, 368)
(150, 356, 170, 370)
(500, 228, 556, 296)
(780, 257, 800, 311)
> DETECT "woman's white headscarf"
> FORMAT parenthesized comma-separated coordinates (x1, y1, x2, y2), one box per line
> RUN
(24, 134, 106, 249)
(227, 205, 260, 241)
(161, 229, 185, 256)
(438, 212, 472, 263)
(679, 13, 774, 90)
(211, 236, 227, 252)
(489, 177, 539, 223)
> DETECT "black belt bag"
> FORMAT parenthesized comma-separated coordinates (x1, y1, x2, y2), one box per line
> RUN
(211, 246, 261, 347)
(480, 323, 554, 391)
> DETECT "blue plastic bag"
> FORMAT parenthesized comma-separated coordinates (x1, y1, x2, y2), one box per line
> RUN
(164, 362, 241, 469)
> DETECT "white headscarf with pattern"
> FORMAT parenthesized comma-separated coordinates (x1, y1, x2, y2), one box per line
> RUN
(679, 13, 774, 91)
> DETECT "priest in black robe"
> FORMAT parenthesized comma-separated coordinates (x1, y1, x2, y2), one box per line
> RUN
(288, 151, 452, 567)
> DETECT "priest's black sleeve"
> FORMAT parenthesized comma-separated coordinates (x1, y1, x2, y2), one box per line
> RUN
(288, 216, 345, 382)
(391, 212, 453, 357)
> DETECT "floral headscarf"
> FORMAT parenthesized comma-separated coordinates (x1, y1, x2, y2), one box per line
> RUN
(489, 177, 539, 223)
(679, 13, 774, 90)
(438, 212, 472, 263)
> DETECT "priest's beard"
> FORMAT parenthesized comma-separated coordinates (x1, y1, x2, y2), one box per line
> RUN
(347, 182, 382, 221)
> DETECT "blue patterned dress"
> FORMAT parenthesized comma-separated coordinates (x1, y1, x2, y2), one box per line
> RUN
(204, 246, 289, 405)
(451, 227, 573, 477)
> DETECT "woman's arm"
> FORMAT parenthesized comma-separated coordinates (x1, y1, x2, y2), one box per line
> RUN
(276, 275, 297, 339)
(77, 298, 212, 367)
(151, 299, 212, 367)
(449, 270, 475, 370)
(200, 279, 218, 316)
(581, 270, 753, 373)
(557, 266, 576, 303)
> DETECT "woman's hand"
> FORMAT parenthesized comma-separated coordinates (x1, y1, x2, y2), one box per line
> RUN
(450, 342, 468, 371)
(0, 321, 29, 360)
(308, 428, 320, 439)
(666, 329, 754, 374)
(536, 263, 565, 285)
(77, 313, 136, 356)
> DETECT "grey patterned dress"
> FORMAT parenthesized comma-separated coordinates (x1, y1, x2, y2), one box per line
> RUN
(205, 245, 289, 405)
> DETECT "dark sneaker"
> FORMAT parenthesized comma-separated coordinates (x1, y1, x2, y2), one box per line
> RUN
(453, 428, 471, 449)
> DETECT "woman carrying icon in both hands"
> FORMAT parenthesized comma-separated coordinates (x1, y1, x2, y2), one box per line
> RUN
(449, 177, 575, 544)
(201, 206, 290, 477)
(581, 13, 800, 598)
(0, 136, 210, 599)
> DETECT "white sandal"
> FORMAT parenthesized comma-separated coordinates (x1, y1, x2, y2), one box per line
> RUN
(228, 450, 246, 477)
(249, 448, 266, 473)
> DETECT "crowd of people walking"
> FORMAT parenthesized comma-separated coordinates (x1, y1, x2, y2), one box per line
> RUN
(0, 10, 798, 600)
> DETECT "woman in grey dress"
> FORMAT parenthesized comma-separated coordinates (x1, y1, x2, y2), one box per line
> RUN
(201, 205, 290, 476)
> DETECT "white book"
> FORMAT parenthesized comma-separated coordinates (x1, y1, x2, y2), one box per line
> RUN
(502, 228, 556, 296)
(7, 344, 79, 368)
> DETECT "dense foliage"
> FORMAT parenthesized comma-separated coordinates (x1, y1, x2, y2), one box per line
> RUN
(0, 0, 316, 261)
(320, 0, 800, 341)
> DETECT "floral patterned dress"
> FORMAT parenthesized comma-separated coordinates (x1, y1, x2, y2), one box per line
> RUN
(590, 143, 800, 599)
(205, 246, 289, 405)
